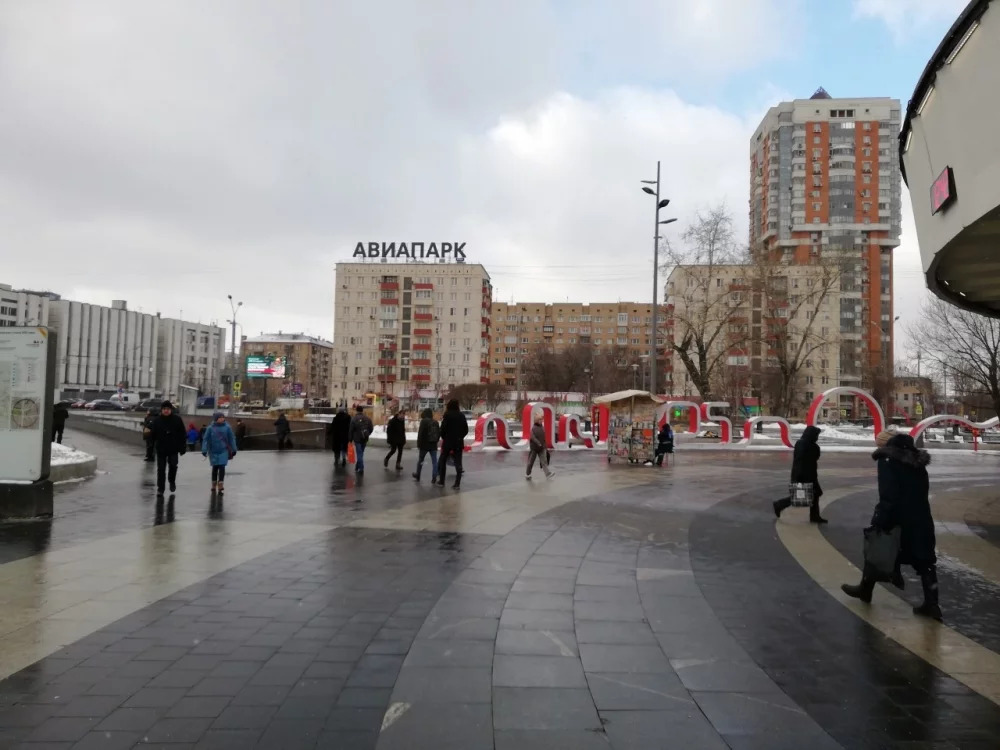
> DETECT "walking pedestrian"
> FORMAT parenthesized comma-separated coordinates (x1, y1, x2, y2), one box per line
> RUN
(327, 407, 351, 467)
(150, 401, 187, 496)
(202, 411, 237, 494)
(52, 402, 69, 444)
(384, 410, 407, 470)
(186, 423, 199, 451)
(841, 432, 941, 619)
(413, 407, 440, 482)
(773, 425, 827, 524)
(234, 419, 247, 450)
(526, 413, 553, 479)
(142, 408, 157, 462)
(274, 411, 291, 450)
(654, 422, 674, 466)
(437, 400, 468, 489)
(348, 405, 374, 474)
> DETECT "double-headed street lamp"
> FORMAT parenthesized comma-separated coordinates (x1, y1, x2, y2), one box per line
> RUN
(641, 161, 677, 396)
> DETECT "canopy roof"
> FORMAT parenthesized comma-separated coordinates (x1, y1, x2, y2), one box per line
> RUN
(593, 389, 667, 405)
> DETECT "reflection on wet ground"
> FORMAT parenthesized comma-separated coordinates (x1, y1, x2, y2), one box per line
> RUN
(1, 429, 1000, 748)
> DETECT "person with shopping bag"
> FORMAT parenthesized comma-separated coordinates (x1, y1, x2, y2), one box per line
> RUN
(773, 425, 827, 524)
(841, 431, 941, 620)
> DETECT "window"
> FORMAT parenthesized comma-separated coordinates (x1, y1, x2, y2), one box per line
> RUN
(813, 136, 821, 144)
(863, 122, 871, 131)
(813, 123, 821, 132)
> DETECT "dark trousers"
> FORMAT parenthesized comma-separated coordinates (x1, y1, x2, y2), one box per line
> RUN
(385, 445, 403, 467)
(52, 427, 64, 444)
(438, 446, 463, 484)
(211, 465, 226, 482)
(277, 434, 289, 450)
(333, 449, 344, 466)
(415, 448, 438, 480)
(156, 452, 179, 492)
(145, 439, 155, 461)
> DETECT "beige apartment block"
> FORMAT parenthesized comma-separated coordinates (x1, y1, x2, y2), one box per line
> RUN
(334, 261, 492, 403)
(239, 333, 333, 404)
(666, 262, 841, 418)
(488, 301, 668, 388)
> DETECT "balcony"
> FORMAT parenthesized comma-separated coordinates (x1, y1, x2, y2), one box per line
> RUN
(378, 342, 397, 351)
(380, 298, 399, 306)
(413, 374, 431, 383)
(482, 317, 490, 326)
(414, 283, 433, 290)
(413, 343, 432, 351)
(378, 358, 397, 366)
(411, 358, 431, 367)
(380, 282, 399, 291)
(413, 328, 433, 336)
(377, 373, 397, 382)
(414, 313, 433, 322)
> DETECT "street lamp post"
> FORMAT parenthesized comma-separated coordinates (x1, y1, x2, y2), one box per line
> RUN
(641, 163, 677, 397)
(584, 365, 592, 406)
(227, 295, 243, 417)
(631, 363, 639, 390)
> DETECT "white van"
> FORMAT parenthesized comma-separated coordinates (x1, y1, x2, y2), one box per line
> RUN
(109, 391, 143, 409)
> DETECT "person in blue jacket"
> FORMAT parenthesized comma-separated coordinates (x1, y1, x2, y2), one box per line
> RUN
(202, 411, 237, 494)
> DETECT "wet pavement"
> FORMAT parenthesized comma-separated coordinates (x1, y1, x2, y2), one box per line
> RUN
(1, 429, 1000, 748)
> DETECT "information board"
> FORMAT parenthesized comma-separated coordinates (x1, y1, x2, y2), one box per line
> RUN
(0, 328, 55, 483)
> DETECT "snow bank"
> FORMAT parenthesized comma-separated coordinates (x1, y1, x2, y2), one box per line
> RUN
(49, 443, 98, 482)
(51, 443, 96, 466)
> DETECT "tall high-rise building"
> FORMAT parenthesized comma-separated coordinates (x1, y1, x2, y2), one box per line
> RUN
(333, 260, 492, 403)
(750, 89, 902, 386)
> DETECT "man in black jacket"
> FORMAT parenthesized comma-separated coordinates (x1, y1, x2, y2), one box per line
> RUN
(52, 402, 69, 444)
(413, 407, 440, 482)
(384, 411, 407, 470)
(437, 400, 468, 489)
(150, 400, 187, 496)
(327, 408, 352, 467)
(773, 425, 827, 524)
(274, 412, 291, 450)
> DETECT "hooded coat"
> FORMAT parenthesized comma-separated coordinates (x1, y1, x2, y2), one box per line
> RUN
(440, 406, 468, 451)
(416, 408, 440, 452)
(871, 434, 935, 567)
(328, 410, 351, 452)
(790, 425, 822, 496)
(202, 417, 237, 467)
(386, 414, 406, 447)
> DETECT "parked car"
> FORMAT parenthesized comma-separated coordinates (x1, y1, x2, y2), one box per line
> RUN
(85, 399, 124, 411)
(68, 398, 88, 409)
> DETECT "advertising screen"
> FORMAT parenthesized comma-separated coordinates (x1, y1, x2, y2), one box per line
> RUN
(246, 355, 287, 379)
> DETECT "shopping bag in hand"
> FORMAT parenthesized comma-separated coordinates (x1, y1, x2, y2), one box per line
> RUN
(347, 442, 356, 464)
(863, 526, 901, 580)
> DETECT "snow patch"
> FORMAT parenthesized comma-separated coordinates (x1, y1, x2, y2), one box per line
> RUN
(51, 443, 96, 466)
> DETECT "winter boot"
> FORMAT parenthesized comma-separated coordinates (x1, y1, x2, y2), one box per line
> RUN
(809, 498, 828, 525)
(412, 466, 421, 481)
(773, 496, 791, 518)
(913, 567, 942, 621)
(211, 481, 217, 493)
(217, 482, 224, 495)
(841, 567, 876, 603)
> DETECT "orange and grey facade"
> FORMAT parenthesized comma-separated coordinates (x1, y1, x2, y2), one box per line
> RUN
(333, 261, 492, 403)
(750, 90, 902, 385)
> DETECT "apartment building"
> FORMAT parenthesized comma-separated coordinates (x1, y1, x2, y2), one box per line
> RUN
(157, 319, 227, 402)
(893, 375, 934, 420)
(488, 302, 667, 388)
(240, 333, 333, 404)
(333, 261, 492, 403)
(750, 89, 902, 384)
(666, 263, 842, 419)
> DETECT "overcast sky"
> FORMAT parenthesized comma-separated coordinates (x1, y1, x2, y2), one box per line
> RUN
(0, 0, 967, 361)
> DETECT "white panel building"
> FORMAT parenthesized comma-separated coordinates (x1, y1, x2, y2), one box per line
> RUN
(0, 284, 57, 328)
(49, 299, 160, 398)
(157, 318, 227, 402)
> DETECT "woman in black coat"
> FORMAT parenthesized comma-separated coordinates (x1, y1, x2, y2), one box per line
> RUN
(773, 425, 827, 524)
(841, 433, 940, 620)
(437, 400, 468, 489)
(327, 408, 352, 467)
(384, 411, 407, 470)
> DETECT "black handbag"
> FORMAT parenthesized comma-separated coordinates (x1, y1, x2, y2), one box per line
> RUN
(863, 526, 901, 580)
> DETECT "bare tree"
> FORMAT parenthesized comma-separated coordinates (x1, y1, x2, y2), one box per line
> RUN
(749, 251, 842, 417)
(482, 382, 507, 413)
(446, 383, 485, 410)
(909, 298, 1000, 420)
(522, 346, 566, 391)
(662, 203, 746, 400)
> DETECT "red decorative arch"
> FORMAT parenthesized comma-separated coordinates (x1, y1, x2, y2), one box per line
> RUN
(520, 402, 556, 449)
(471, 413, 513, 450)
(591, 404, 610, 443)
(700, 402, 733, 444)
(741, 417, 793, 449)
(910, 415, 998, 441)
(558, 414, 594, 448)
(660, 401, 701, 434)
(806, 387, 885, 436)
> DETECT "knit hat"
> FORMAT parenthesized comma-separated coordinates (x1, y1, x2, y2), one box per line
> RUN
(212, 411, 225, 420)
(160, 401, 174, 410)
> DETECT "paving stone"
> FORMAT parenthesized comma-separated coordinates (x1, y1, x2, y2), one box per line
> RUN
(493, 655, 588, 689)
(392, 666, 493, 703)
(586, 672, 695, 711)
(166, 696, 231, 718)
(417, 615, 500, 641)
(600, 709, 729, 749)
(403, 639, 496, 667)
(575, 622, 658, 645)
(500, 608, 575, 631)
(579, 644, 672, 674)
(671, 660, 781, 693)
(493, 728, 613, 750)
(573, 601, 647, 622)
(95, 707, 164, 732)
(495, 629, 578, 657)
(494, 687, 601, 730)
(376, 701, 493, 750)
(694, 691, 843, 748)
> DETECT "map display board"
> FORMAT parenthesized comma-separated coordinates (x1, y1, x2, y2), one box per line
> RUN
(0, 328, 56, 483)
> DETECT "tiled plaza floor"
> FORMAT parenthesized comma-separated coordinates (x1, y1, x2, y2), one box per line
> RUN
(1, 430, 1000, 748)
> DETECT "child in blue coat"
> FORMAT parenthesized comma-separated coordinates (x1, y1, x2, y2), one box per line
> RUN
(202, 412, 237, 493)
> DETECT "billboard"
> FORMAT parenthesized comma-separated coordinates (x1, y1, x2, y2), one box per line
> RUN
(246, 355, 287, 379)
(0, 327, 56, 483)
